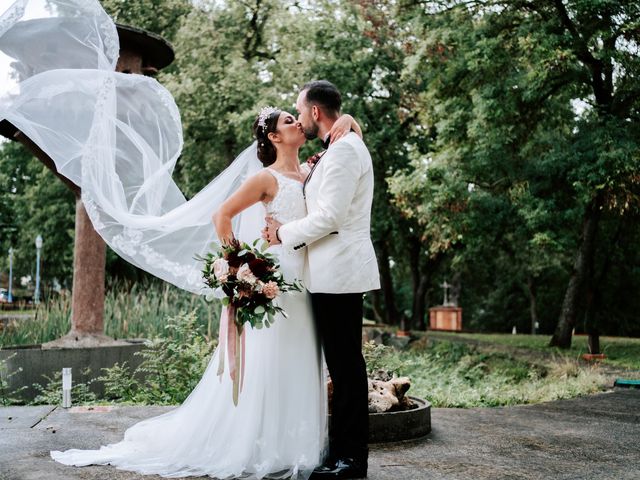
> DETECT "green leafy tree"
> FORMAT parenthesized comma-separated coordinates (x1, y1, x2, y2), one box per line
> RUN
(159, 0, 315, 196)
(100, 0, 192, 42)
(391, 0, 640, 345)
(0, 141, 75, 292)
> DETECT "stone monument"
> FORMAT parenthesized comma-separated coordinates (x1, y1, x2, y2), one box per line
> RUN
(429, 279, 463, 331)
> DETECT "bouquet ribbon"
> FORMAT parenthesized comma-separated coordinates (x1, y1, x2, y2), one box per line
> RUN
(216, 305, 246, 406)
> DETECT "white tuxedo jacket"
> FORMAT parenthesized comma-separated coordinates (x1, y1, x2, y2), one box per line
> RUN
(278, 132, 381, 294)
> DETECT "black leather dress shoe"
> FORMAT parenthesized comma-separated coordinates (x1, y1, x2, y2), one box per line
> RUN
(309, 457, 367, 479)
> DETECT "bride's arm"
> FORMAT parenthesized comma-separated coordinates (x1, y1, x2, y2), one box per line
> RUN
(328, 114, 363, 144)
(212, 171, 274, 244)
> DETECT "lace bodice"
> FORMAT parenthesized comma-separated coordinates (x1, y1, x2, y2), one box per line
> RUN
(263, 168, 307, 225)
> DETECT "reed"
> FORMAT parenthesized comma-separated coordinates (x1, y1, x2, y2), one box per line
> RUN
(0, 280, 220, 347)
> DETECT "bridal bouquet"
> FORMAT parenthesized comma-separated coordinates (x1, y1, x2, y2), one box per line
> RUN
(201, 238, 302, 327)
(198, 239, 302, 405)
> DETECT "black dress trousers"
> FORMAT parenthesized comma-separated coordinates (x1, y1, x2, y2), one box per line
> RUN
(310, 292, 368, 462)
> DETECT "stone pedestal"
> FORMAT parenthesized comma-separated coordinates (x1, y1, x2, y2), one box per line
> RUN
(0, 342, 146, 401)
(429, 306, 462, 331)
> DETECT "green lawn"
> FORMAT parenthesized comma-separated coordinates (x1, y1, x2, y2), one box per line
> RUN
(429, 332, 640, 371)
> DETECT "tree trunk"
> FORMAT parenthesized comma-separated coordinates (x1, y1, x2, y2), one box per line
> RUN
(583, 229, 599, 353)
(375, 240, 399, 325)
(584, 218, 623, 354)
(449, 271, 461, 307)
(587, 331, 601, 355)
(43, 196, 120, 348)
(550, 193, 604, 348)
(369, 290, 384, 324)
(407, 237, 421, 331)
(527, 276, 538, 335)
(411, 274, 428, 330)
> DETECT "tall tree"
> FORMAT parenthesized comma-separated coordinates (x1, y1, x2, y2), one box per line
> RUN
(391, 0, 639, 344)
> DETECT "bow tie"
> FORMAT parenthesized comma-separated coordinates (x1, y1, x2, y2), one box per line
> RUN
(320, 135, 331, 150)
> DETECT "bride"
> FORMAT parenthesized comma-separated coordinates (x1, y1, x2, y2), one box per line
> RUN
(49, 107, 358, 479)
(0, 0, 363, 478)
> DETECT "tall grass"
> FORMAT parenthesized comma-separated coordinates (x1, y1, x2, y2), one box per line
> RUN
(365, 339, 609, 408)
(0, 280, 221, 347)
(104, 281, 220, 342)
(0, 295, 71, 346)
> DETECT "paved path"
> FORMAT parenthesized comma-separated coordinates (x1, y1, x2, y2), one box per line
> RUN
(1, 389, 638, 480)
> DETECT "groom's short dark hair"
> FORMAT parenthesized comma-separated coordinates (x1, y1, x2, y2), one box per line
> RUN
(301, 80, 341, 119)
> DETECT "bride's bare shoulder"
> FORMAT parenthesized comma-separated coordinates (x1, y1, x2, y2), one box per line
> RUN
(247, 169, 276, 184)
(244, 169, 278, 200)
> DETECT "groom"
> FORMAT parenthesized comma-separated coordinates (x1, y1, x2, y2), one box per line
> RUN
(265, 80, 380, 479)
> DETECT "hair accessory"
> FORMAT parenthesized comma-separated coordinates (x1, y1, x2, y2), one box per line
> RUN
(257, 106, 279, 130)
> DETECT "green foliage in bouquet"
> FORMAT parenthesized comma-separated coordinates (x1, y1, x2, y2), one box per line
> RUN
(197, 239, 302, 330)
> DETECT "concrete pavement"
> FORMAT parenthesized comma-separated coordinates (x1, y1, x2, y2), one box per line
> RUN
(1, 389, 638, 479)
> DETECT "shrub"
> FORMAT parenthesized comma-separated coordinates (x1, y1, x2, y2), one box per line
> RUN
(97, 311, 216, 405)
(29, 367, 97, 405)
(0, 352, 26, 405)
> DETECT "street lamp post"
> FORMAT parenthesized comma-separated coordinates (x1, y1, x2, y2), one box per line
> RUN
(34, 235, 42, 304)
(7, 248, 13, 303)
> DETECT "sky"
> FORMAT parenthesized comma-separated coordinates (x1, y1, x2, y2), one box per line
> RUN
(0, 52, 14, 94)
(0, 0, 51, 95)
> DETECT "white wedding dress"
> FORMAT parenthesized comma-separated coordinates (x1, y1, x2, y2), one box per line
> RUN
(51, 169, 327, 479)
(0, 1, 328, 478)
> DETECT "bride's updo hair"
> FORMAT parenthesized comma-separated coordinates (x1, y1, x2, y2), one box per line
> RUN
(253, 107, 282, 167)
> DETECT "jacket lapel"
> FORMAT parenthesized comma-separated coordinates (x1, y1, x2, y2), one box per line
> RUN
(303, 150, 327, 198)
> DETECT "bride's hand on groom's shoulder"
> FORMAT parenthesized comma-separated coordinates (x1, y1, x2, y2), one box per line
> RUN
(330, 114, 363, 144)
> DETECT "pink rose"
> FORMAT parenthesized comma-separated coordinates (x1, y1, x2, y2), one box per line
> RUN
(212, 258, 229, 281)
(261, 281, 280, 299)
(237, 263, 257, 285)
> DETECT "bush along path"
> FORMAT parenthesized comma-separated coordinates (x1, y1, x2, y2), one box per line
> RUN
(363, 332, 623, 408)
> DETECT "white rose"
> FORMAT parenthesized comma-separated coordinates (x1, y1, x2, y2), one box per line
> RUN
(212, 258, 229, 281)
(237, 263, 257, 285)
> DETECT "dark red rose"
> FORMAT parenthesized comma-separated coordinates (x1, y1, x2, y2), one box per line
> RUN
(248, 258, 270, 278)
(241, 251, 256, 263)
(225, 250, 242, 268)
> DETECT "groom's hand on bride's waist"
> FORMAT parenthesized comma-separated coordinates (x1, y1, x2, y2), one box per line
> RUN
(264, 216, 283, 246)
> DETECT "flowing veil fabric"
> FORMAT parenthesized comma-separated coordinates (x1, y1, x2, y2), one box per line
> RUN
(0, 0, 265, 293)
(1, 1, 327, 478)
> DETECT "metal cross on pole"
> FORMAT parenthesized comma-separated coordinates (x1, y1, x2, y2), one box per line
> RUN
(441, 280, 451, 306)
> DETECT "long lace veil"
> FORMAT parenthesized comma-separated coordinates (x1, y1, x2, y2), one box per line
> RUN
(0, 0, 266, 294)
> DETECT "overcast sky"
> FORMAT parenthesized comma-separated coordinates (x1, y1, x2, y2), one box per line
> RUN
(0, 0, 51, 95)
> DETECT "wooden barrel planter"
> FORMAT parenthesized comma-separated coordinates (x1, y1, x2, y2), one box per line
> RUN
(329, 397, 431, 443)
(368, 396, 431, 443)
